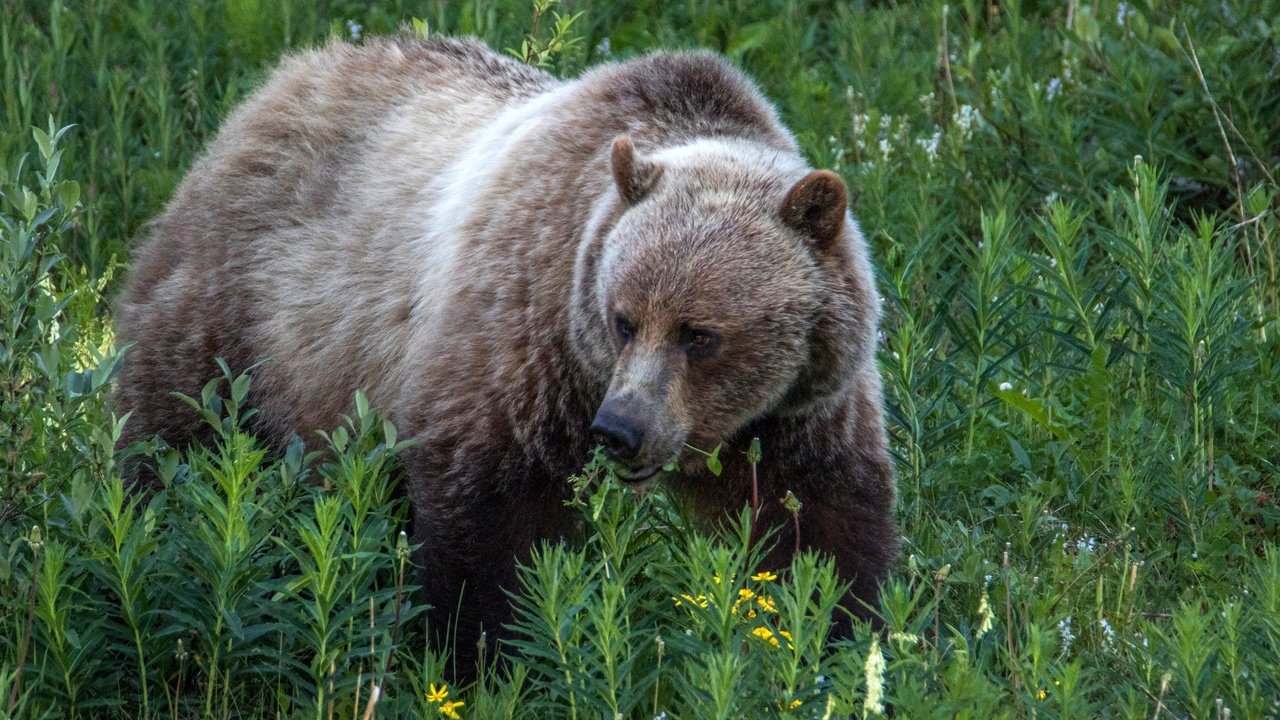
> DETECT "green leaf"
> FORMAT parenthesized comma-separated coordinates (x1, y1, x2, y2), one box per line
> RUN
(994, 387, 1070, 440)
(31, 125, 52, 162)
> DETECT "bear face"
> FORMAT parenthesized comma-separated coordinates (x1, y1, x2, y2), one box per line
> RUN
(583, 136, 859, 481)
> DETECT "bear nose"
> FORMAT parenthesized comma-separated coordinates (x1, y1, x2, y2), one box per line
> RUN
(590, 410, 644, 461)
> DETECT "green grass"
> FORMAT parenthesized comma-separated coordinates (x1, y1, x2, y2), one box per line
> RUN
(2, 0, 1279, 717)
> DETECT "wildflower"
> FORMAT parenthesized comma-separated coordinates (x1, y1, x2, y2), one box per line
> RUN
(753, 626, 781, 647)
(1099, 617, 1116, 646)
(851, 113, 870, 142)
(757, 594, 778, 613)
(439, 700, 464, 719)
(1046, 76, 1062, 101)
(1058, 616, 1075, 655)
(427, 684, 449, 703)
(955, 104, 981, 137)
(998, 381, 1013, 392)
(790, 698, 803, 709)
(674, 594, 710, 609)
(878, 137, 892, 162)
(346, 19, 363, 42)
(1116, 2, 1134, 26)
(914, 130, 941, 163)
(864, 635, 886, 715)
(752, 570, 778, 582)
(733, 588, 756, 612)
(778, 629, 795, 649)
(1036, 688, 1047, 700)
(594, 37, 612, 58)
(975, 589, 994, 639)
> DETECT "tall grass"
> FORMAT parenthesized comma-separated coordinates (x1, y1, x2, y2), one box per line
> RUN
(2, 0, 1278, 717)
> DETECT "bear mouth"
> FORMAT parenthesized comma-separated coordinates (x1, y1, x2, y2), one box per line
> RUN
(618, 465, 662, 484)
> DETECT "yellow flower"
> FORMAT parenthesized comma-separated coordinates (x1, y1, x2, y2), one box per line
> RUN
(753, 626, 780, 647)
(746, 609, 757, 619)
(733, 587, 756, 612)
(756, 595, 778, 613)
(751, 570, 778, 582)
(790, 699, 803, 709)
(440, 700, 465, 718)
(1036, 688, 1047, 700)
(674, 594, 709, 609)
(775, 628, 795, 650)
(426, 684, 449, 703)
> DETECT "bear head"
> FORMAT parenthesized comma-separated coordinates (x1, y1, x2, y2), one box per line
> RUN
(571, 135, 877, 482)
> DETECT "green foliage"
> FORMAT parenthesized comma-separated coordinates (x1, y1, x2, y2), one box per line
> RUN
(2, 0, 1280, 717)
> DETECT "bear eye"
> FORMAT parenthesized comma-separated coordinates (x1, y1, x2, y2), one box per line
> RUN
(683, 327, 720, 357)
(614, 314, 635, 343)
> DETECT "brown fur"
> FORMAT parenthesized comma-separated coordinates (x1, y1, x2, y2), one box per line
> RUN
(114, 35, 899, 672)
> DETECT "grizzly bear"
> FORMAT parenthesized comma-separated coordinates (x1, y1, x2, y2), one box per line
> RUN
(114, 36, 899, 668)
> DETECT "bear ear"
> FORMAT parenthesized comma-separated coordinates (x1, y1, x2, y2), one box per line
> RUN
(781, 170, 848, 250)
(611, 135, 663, 206)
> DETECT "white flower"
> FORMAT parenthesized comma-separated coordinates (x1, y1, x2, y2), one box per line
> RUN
(852, 113, 870, 138)
(975, 590, 995, 639)
(864, 635, 886, 716)
(955, 104, 981, 137)
(1046, 76, 1062, 101)
(346, 19, 363, 42)
(1058, 615, 1075, 655)
(1099, 617, 1116, 647)
(594, 37, 612, 57)
(998, 382, 1013, 392)
(1116, 2, 1134, 26)
(878, 137, 893, 161)
(915, 129, 941, 163)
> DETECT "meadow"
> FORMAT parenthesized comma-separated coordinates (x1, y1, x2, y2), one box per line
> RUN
(1, 0, 1278, 717)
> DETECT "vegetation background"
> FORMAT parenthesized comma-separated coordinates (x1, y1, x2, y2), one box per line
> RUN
(1, 0, 1278, 717)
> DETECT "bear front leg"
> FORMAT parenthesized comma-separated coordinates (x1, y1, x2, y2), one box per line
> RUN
(694, 399, 900, 632)
(410, 472, 577, 680)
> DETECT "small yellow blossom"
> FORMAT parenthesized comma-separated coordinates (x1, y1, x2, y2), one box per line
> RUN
(733, 588, 756, 612)
(790, 699, 803, 709)
(753, 626, 780, 647)
(674, 594, 710, 609)
(756, 595, 778, 613)
(426, 684, 449, 703)
(752, 570, 778, 582)
(746, 609, 757, 619)
(439, 700, 464, 718)
(1036, 688, 1047, 700)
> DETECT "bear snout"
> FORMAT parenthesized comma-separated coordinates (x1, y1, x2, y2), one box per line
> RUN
(590, 405, 645, 462)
